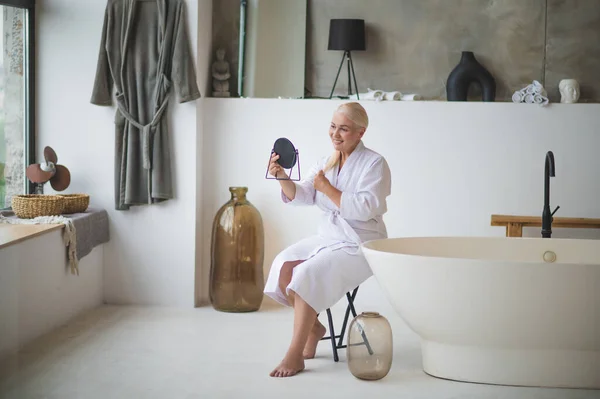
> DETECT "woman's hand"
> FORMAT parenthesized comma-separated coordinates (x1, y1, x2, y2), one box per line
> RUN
(270, 152, 296, 200)
(269, 153, 288, 179)
(314, 170, 342, 207)
(313, 170, 331, 192)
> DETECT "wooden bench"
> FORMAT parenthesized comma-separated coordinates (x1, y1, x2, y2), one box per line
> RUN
(491, 214, 600, 237)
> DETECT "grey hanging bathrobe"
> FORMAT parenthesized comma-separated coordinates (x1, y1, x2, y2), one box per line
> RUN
(91, 0, 201, 210)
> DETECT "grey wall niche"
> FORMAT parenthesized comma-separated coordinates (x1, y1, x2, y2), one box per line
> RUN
(211, 0, 241, 97)
(213, 0, 600, 102)
(307, 0, 600, 102)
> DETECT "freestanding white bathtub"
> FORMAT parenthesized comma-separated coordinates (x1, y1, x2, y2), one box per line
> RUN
(361, 236, 600, 389)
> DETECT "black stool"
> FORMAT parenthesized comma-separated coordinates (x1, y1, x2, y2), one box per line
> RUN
(319, 286, 374, 362)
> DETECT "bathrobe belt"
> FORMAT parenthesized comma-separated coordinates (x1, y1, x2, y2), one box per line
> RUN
(117, 96, 170, 170)
(326, 210, 363, 256)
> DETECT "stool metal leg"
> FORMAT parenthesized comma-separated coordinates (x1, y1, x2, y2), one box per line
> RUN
(336, 287, 359, 347)
(347, 288, 359, 317)
(325, 308, 339, 362)
(345, 288, 374, 356)
(319, 286, 374, 361)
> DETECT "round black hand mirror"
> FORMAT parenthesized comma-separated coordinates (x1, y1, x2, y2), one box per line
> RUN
(273, 138, 297, 169)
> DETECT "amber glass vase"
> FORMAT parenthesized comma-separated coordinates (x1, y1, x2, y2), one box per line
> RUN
(347, 312, 393, 380)
(210, 187, 265, 312)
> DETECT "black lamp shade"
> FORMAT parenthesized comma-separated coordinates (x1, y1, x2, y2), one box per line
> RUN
(328, 19, 366, 51)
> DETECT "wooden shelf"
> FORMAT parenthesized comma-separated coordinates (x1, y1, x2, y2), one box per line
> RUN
(491, 214, 600, 237)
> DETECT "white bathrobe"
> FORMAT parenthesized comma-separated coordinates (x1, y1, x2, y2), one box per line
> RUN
(264, 140, 392, 313)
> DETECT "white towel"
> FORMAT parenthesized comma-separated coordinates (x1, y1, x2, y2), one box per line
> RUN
(534, 94, 549, 106)
(524, 80, 547, 96)
(400, 93, 423, 101)
(533, 94, 544, 104)
(512, 90, 524, 103)
(349, 88, 384, 101)
(349, 89, 422, 101)
(532, 80, 544, 93)
(383, 91, 402, 101)
(513, 80, 550, 107)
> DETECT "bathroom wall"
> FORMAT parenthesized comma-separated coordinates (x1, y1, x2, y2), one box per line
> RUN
(37, 0, 210, 307)
(213, 0, 600, 102)
(308, 0, 600, 102)
(242, 0, 307, 99)
(201, 99, 600, 307)
(544, 0, 600, 102)
(307, 0, 546, 101)
(32, 0, 600, 311)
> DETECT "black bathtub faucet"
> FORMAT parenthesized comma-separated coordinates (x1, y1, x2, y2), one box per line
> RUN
(542, 151, 560, 238)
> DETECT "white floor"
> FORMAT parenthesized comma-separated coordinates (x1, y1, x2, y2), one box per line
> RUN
(0, 302, 598, 399)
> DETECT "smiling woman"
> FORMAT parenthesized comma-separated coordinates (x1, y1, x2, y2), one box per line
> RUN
(264, 102, 392, 377)
(0, 0, 35, 209)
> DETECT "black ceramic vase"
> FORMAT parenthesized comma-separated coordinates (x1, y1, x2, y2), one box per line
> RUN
(446, 51, 496, 102)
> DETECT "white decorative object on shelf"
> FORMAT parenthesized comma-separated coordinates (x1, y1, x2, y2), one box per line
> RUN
(383, 91, 401, 101)
(559, 79, 580, 103)
(349, 88, 423, 101)
(349, 88, 384, 101)
(400, 93, 423, 101)
(512, 80, 549, 107)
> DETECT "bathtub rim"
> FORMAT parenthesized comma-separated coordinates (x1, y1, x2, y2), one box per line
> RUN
(361, 236, 600, 266)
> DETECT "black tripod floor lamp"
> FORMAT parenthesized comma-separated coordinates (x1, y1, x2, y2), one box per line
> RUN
(328, 19, 366, 99)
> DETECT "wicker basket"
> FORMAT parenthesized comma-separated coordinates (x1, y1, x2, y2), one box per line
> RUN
(11, 194, 65, 219)
(58, 194, 90, 214)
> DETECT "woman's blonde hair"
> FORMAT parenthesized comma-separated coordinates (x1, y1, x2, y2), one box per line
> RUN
(322, 102, 369, 173)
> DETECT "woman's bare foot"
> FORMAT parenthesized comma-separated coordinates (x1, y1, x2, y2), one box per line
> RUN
(270, 353, 305, 377)
(303, 320, 326, 359)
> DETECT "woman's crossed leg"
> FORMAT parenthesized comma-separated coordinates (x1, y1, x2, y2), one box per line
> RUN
(270, 260, 327, 377)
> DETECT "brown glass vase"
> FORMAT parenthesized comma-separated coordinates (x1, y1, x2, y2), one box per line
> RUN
(210, 187, 265, 312)
(347, 312, 393, 380)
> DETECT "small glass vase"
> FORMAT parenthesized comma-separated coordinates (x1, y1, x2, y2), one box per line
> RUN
(347, 312, 393, 380)
(209, 187, 265, 312)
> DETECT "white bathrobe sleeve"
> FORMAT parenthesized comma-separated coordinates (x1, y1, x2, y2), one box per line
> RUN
(339, 156, 391, 221)
(281, 159, 323, 206)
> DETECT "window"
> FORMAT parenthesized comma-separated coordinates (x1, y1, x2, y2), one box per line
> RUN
(0, 0, 34, 209)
